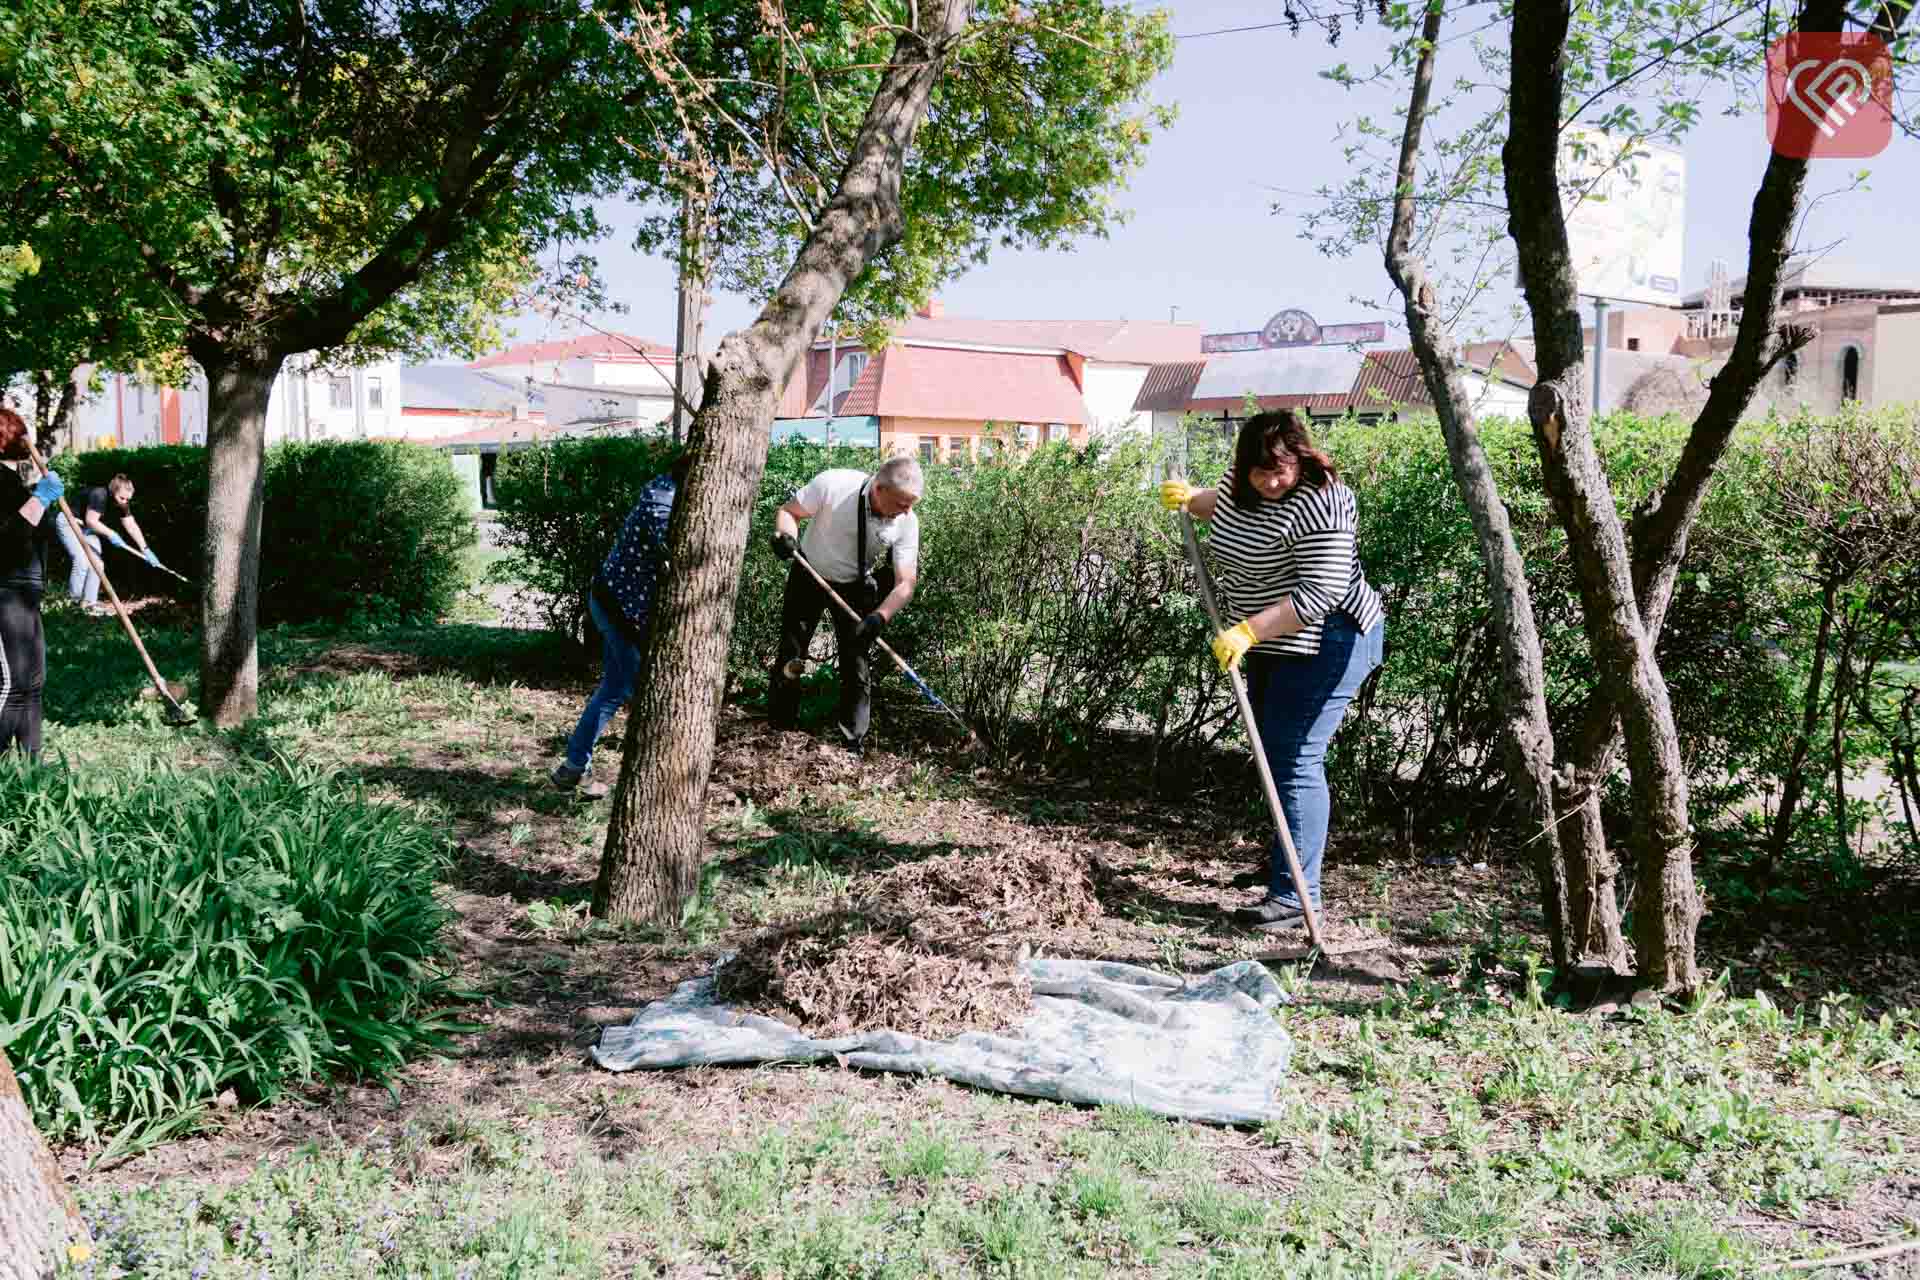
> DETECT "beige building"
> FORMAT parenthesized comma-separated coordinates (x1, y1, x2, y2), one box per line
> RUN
(1589, 258, 1920, 418)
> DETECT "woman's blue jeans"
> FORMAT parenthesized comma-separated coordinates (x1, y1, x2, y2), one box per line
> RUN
(1245, 616, 1385, 908)
(563, 594, 643, 772)
(54, 517, 101, 605)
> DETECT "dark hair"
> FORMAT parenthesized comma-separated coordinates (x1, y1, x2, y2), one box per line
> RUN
(0, 406, 26, 461)
(1229, 410, 1337, 509)
(667, 451, 693, 486)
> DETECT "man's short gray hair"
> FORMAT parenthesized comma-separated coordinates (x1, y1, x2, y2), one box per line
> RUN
(875, 455, 924, 498)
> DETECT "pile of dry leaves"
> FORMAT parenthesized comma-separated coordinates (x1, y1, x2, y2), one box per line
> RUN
(714, 843, 1104, 1038)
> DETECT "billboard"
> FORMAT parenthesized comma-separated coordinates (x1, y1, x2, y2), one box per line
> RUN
(1201, 310, 1386, 354)
(1561, 130, 1686, 306)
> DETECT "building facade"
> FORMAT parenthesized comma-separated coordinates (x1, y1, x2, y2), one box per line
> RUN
(776, 303, 1202, 460)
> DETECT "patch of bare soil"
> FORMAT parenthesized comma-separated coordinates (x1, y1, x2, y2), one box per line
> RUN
(715, 843, 1104, 1037)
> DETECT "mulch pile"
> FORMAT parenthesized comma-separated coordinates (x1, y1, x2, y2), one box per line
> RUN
(714, 843, 1105, 1039)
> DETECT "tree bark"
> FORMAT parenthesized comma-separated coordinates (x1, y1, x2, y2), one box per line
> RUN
(594, 0, 970, 923)
(0, 1048, 87, 1280)
(1381, 0, 1575, 973)
(1549, 0, 1862, 967)
(1506, 1, 1700, 992)
(192, 343, 283, 727)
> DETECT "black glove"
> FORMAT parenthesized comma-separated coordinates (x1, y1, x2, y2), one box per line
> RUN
(772, 531, 800, 561)
(853, 611, 887, 649)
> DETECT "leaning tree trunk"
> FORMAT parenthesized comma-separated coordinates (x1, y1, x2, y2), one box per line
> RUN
(191, 343, 284, 727)
(594, 0, 971, 923)
(0, 1049, 87, 1280)
(1381, 0, 1576, 973)
(1506, 1, 1700, 992)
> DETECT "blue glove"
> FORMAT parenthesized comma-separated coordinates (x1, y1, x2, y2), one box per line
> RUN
(105, 531, 130, 552)
(30, 472, 63, 508)
(144, 547, 160, 567)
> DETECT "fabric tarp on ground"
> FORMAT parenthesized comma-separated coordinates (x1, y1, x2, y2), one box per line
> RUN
(590, 957, 1293, 1126)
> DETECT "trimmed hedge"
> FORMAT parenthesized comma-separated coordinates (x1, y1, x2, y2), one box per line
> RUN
(53, 440, 478, 624)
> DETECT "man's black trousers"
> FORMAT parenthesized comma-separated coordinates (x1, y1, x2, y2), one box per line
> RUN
(768, 561, 894, 746)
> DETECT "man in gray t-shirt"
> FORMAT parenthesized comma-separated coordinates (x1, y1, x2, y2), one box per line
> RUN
(767, 455, 923, 754)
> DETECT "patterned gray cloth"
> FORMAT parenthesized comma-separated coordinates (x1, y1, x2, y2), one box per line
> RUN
(590, 957, 1293, 1125)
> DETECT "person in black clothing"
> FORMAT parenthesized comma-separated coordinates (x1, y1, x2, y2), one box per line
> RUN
(55, 472, 156, 613)
(0, 406, 65, 756)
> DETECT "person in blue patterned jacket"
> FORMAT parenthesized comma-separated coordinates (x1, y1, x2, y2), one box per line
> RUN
(550, 453, 691, 791)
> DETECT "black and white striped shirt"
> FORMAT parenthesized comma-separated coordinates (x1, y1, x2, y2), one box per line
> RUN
(1208, 472, 1385, 658)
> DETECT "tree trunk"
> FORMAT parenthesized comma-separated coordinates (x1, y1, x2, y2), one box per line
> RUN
(0, 1049, 87, 1280)
(1546, 0, 1863, 972)
(1506, 1, 1699, 992)
(192, 344, 284, 727)
(594, 1, 970, 923)
(1381, 0, 1576, 972)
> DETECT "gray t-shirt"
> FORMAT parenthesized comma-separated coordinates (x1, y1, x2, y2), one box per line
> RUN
(792, 468, 919, 582)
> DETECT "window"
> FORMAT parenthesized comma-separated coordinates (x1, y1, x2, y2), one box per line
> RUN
(1841, 347, 1861, 402)
(366, 376, 384, 410)
(1626, 337, 1640, 352)
(948, 436, 967, 462)
(1046, 423, 1067, 444)
(1017, 424, 1039, 449)
(919, 436, 938, 464)
(328, 376, 352, 409)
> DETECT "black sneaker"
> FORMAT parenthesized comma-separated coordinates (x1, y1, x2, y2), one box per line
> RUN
(1233, 897, 1306, 927)
(549, 762, 587, 791)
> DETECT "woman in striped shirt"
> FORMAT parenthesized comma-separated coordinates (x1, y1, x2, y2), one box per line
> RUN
(1161, 410, 1386, 930)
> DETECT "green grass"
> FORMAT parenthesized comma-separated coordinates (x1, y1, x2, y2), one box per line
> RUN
(22, 611, 1920, 1278)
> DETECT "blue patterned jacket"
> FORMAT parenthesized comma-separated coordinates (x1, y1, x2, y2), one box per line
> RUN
(592, 474, 677, 641)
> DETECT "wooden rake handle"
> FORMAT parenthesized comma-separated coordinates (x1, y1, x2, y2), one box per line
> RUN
(23, 441, 190, 722)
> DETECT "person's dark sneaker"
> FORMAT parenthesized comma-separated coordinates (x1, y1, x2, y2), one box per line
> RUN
(549, 762, 587, 791)
(1233, 896, 1307, 927)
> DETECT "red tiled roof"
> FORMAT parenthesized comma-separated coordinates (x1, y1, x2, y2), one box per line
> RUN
(837, 348, 886, 416)
(470, 332, 673, 370)
(871, 344, 1088, 424)
(1133, 361, 1207, 412)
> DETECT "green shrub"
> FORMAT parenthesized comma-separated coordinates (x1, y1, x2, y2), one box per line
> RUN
(1318, 413, 1801, 836)
(491, 437, 876, 664)
(908, 436, 1215, 753)
(0, 755, 462, 1148)
(54, 440, 478, 624)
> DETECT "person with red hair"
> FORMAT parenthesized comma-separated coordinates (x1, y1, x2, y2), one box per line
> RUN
(0, 405, 65, 755)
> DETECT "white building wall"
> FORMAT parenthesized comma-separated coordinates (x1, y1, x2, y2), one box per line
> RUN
(1081, 363, 1154, 437)
(540, 381, 674, 429)
(266, 357, 406, 442)
(1874, 310, 1920, 408)
(58, 368, 209, 449)
(1459, 373, 1532, 421)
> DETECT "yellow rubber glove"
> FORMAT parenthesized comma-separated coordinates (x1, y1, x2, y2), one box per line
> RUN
(1158, 479, 1195, 513)
(1211, 621, 1258, 673)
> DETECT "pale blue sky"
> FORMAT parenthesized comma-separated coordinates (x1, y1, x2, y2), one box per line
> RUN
(558, 1, 1919, 350)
